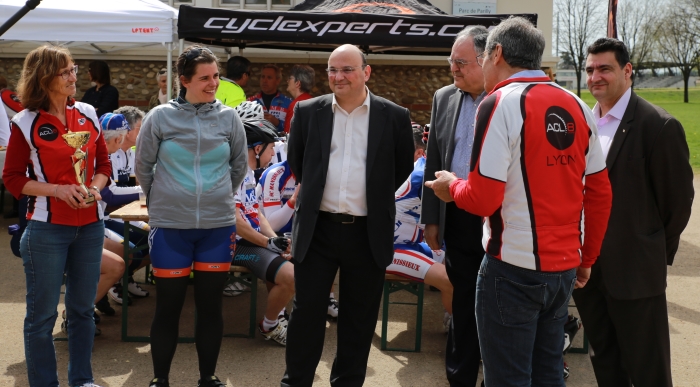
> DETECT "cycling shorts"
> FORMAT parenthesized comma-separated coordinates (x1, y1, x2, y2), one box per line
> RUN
(148, 226, 236, 278)
(387, 242, 438, 282)
(232, 238, 289, 283)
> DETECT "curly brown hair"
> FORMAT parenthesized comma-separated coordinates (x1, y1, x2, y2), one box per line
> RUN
(16, 45, 74, 112)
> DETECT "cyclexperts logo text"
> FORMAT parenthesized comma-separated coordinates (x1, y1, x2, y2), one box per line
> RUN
(203, 16, 466, 37)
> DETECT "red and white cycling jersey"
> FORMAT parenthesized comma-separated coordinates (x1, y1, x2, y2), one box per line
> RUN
(4, 100, 112, 226)
(1, 89, 22, 119)
(450, 75, 612, 272)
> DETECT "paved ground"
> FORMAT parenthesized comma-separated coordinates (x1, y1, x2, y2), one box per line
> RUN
(0, 176, 699, 386)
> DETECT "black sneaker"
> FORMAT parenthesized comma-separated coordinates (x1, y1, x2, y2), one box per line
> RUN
(95, 295, 115, 316)
(563, 315, 582, 354)
(198, 375, 226, 387)
(148, 378, 169, 387)
(93, 311, 101, 325)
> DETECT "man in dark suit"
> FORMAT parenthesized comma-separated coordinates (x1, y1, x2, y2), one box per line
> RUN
(573, 38, 694, 387)
(281, 44, 415, 387)
(421, 26, 488, 386)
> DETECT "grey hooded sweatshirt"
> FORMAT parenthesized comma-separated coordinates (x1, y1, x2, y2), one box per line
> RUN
(135, 98, 247, 229)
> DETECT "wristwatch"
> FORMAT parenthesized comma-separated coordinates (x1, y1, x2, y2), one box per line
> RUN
(89, 186, 100, 192)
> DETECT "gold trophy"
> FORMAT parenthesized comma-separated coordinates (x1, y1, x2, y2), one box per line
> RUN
(62, 130, 95, 204)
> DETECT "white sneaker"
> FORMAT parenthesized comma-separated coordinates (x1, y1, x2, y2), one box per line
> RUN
(128, 278, 149, 297)
(327, 297, 339, 319)
(278, 310, 290, 327)
(443, 312, 452, 334)
(108, 285, 132, 305)
(223, 282, 248, 297)
(259, 321, 287, 346)
(77, 383, 103, 387)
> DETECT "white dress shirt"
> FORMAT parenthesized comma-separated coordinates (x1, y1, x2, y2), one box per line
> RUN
(320, 88, 371, 216)
(593, 87, 632, 158)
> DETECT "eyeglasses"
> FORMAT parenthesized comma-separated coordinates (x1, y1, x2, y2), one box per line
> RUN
(183, 47, 214, 68)
(325, 66, 365, 75)
(447, 58, 478, 69)
(56, 65, 78, 80)
(476, 53, 485, 67)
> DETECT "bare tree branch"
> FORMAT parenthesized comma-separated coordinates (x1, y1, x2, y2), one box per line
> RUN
(617, 0, 657, 80)
(655, 3, 700, 102)
(555, 0, 604, 96)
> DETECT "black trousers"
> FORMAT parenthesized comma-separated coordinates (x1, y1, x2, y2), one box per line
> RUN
(281, 216, 386, 387)
(572, 264, 673, 387)
(443, 202, 485, 387)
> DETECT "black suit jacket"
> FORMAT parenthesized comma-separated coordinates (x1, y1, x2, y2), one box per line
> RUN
(597, 91, 694, 300)
(287, 93, 415, 268)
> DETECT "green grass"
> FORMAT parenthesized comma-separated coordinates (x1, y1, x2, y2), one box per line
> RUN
(577, 88, 700, 171)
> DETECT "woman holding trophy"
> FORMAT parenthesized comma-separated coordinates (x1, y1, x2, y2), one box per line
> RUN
(2, 46, 112, 387)
(135, 45, 248, 387)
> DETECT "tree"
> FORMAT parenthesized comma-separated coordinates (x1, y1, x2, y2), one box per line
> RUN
(655, 4, 700, 102)
(617, 0, 658, 80)
(555, 0, 604, 96)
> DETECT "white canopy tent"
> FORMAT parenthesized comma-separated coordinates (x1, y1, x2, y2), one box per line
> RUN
(0, 0, 179, 99)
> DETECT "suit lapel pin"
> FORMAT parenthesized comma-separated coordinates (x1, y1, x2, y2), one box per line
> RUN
(622, 129, 626, 133)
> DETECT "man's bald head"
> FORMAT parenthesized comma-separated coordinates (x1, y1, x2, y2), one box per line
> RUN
(330, 44, 367, 67)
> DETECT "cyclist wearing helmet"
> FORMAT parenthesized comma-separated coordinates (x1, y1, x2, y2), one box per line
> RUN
(231, 118, 295, 346)
(236, 101, 287, 166)
(135, 45, 248, 387)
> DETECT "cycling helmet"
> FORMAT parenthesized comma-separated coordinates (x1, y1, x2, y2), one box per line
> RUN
(235, 101, 265, 121)
(243, 118, 278, 168)
(411, 121, 423, 131)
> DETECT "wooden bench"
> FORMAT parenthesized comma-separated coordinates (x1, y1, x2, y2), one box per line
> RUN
(223, 265, 258, 339)
(380, 274, 425, 352)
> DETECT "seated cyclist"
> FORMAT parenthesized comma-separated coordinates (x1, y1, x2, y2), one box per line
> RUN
(231, 116, 295, 346)
(387, 124, 453, 327)
(96, 112, 151, 309)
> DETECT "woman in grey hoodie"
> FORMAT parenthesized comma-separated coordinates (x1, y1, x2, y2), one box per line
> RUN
(135, 46, 248, 387)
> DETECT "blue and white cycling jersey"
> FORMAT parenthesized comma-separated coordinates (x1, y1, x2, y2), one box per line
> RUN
(235, 168, 262, 239)
(257, 160, 295, 233)
(394, 157, 426, 245)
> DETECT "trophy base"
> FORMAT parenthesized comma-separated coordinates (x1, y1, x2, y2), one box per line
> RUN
(83, 194, 96, 204)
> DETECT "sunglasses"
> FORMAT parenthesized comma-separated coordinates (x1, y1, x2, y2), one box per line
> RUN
(183, 47, 214, 68)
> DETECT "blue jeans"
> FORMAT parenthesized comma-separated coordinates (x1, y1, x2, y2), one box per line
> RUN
(21, 220, 104, 387)
(476, 254, 576, 387)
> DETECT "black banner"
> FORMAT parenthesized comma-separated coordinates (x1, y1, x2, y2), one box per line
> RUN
(178, 5, 537, 52)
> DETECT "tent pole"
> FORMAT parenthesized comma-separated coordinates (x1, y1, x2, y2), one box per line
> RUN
(0, 0, 42, 38)
(166, 42, 173, 101)
(179, 39, 184, 56)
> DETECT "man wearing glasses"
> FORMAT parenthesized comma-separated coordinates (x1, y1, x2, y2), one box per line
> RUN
(282, 44, 414, 387)
(421, 25, 488, 387)
(426, 17, 612, 386)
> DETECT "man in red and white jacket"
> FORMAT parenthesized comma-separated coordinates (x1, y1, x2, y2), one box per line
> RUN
(426, 17, 612, 386)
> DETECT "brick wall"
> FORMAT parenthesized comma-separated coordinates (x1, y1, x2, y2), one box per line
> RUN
(0, 59, 455, 125)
